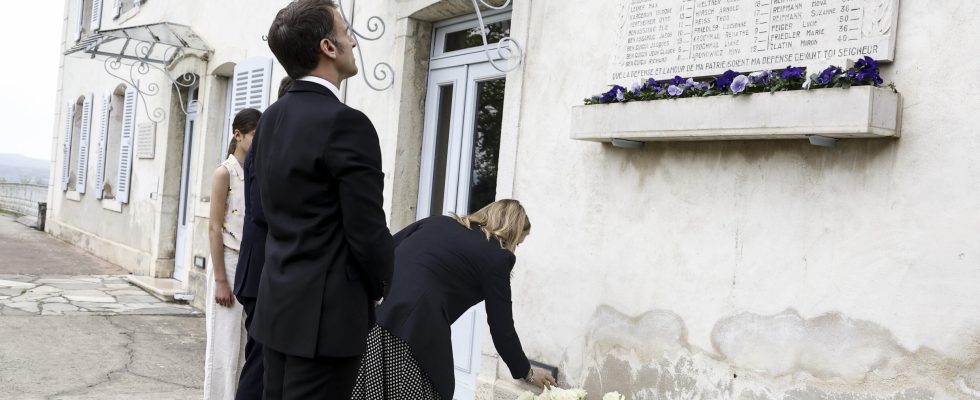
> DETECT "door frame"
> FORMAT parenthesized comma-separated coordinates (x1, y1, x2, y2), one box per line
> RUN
(416, 10, 512, 400)
(173, 84, 199, 282)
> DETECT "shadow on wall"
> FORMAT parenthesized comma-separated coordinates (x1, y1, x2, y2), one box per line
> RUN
(558, 305, 977, 399)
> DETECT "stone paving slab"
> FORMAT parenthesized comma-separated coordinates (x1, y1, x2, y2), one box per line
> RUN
(0, 315, 204, 399)
(0, 275, 199, 317)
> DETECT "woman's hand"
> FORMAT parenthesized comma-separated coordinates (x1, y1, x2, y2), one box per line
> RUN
(214, 280, 234, 307)
(526, 367, 558, 388)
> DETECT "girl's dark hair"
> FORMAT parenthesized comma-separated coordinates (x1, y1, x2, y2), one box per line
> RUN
(267, 0, 340, 79)
(278, 76, 294, 98)
(227, 108, 262, 156)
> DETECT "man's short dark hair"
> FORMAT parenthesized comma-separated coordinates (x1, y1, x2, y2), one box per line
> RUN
(268, 0, 339, 79)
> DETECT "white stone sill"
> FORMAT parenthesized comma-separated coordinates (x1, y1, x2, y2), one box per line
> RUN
(65, 191, 81, 202)
(570, 86, 902, 142)
(101, 199, 123, 213)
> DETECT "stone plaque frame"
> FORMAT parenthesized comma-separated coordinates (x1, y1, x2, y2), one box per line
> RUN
(610, 0, 900, 85)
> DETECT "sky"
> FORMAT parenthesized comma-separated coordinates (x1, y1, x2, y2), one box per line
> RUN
(0, 2, 65, 161)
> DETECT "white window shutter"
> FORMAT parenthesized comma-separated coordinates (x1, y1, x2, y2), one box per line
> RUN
(230, 57, 273, 114)
(113, 0, 122, 18)
(91, 0, 103, 31)
(225, 57, 272, 157)
(73, 0, 84, 42)
(117, 86, 138, 204)
(75, 94, 93, 194)
(95, 92, 111, 200)
(61, 103, 76, 192)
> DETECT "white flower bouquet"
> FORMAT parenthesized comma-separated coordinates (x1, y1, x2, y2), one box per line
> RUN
(517, 387, 625, 400)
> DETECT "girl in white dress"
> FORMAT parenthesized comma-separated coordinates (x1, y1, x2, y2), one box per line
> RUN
(204, 108, 261, 400)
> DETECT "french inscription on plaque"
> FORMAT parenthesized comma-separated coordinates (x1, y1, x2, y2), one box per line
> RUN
(610, 0, 899, 83)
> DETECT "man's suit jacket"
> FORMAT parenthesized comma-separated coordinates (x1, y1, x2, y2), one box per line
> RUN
(251, 79, 394, 358)
(234, 144, 264, 301)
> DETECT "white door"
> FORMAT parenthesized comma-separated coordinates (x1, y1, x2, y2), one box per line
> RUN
(418, 24, 510, 398)
(174, 86, 199, 282)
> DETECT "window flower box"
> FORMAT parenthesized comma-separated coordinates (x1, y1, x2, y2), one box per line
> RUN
(569, 86, 901, 143)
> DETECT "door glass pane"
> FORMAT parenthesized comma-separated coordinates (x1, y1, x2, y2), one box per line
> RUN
(466, 78, 505, 214)
(443, 20, 511, 53)
(429, 85, 455, 217)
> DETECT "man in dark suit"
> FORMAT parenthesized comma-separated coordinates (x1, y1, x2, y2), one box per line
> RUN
(233, 76, 293, 400)
(251, 1, 394, 398)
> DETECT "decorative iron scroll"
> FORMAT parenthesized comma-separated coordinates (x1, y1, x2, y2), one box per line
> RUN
(472, 0, 525, 72)
(338, 0, 395, 91)
(103, 55, 199, 123)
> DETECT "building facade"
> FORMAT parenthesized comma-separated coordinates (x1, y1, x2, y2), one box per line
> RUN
(50, 0, 980, 399)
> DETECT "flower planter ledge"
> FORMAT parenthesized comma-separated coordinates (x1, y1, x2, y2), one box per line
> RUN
(569, 86, 901, 144)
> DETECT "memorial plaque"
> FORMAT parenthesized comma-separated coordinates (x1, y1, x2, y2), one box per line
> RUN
(136, 122, 156, 159)
(610, 0, 899, 84)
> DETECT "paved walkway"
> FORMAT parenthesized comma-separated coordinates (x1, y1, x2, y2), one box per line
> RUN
(0, 274, 197, 316)
(0, 214, 205, 399)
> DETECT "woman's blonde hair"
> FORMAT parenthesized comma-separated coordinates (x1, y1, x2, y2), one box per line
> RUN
(452, 199, 531, 252)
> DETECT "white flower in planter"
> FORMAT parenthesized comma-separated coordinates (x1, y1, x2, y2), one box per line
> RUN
(519, 387, 625, 400)
(517, 392, 537, 400)
(603, 392, 626, 400)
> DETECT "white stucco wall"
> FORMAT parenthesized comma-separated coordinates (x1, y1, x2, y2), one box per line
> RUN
(420, 0, 979, 398)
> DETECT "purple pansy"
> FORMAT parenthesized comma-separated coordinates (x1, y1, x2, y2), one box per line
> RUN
(749, 70, 773, 85)
(714, 70, 741, 91)
(781, 66, 805, 79)
(598, 85, 627, 103)
(816, 66, 842, 85)
(667, 84, 684, 96)
(670, 75, 686, 86)
(850, 56, 883, 85)
(631, 82, 645, 94)
(730, 75, 749, 94)
(646, 78, 662, 93)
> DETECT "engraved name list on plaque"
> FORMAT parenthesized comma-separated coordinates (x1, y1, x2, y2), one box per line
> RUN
(610, 0, 899, 84)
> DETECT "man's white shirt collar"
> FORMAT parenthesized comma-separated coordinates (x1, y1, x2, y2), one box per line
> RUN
(298, 76, 342, 101)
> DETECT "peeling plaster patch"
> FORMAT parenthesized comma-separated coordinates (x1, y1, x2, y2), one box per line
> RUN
(563, 306, 692, 386)
(781, 386, 934, 399)
(587, 305, 688, 362)
(958, 364, 980, 398)
(583, 355, 736, 400)
(712, 310, 906, 381)
(566, 306, 954, 399)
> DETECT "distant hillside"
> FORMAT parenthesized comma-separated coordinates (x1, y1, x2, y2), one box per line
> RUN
(0, 154, 50, 185)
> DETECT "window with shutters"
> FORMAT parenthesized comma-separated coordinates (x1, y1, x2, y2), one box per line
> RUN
(67, 96, 86, 191)
(113, 0, 145, 19)
(75, 94, 94, 194)
(90, 0, 104, 31)
(222, 57, 272, 159)
(74, 0, 94, 41)
(116, 85, 138, 204)
(61, 103, 76, 192)
(99, 85, 126, 200)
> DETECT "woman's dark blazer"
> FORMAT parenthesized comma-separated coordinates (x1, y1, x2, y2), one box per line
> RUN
(377, 215, 531, 399)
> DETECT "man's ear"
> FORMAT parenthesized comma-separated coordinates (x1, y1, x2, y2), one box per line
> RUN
(320, 38, 338, 60)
